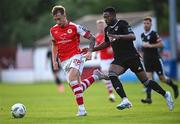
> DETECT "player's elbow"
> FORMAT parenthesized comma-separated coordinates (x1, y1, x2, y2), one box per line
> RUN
(89, 34, 96, 42)
(131, 34, 136, 41)
(132, 36, 136, 41)
(159, 42, 164, 48)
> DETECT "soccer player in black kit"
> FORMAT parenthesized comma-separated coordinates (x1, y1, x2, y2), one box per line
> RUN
(46, 47, 65, 92)
(92, 7, 174, 111)
(140, 17, 178, 104)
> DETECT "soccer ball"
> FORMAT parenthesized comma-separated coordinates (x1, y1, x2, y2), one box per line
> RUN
(11, 103, 26, 118)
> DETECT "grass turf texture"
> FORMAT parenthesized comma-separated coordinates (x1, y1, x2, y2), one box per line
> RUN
(0, 81, 180, 124)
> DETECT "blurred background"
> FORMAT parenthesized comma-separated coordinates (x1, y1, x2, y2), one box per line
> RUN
(0, 0, 180, 83)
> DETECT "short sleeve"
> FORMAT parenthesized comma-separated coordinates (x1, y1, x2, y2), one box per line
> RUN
(120, 21, 134, 34)
(76, 24, 91, 38)
(141, 33, 145, 42)
(152, 31, 159, 43)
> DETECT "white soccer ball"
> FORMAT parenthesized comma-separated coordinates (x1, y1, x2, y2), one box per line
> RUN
(11, 103, 26, 118)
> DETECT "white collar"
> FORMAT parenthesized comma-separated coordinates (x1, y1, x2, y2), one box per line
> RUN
(110, 20, 119, 28)
(144, 30, 152, 36)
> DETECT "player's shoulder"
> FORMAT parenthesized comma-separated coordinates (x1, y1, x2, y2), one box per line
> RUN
(150, 30, 159, 36)
(50, 24, 59, 31)
(118, 20, 129, 26)
(141, 32, 145, 37)
(69, 22, 77, 27)
(151, 30, 157, 34)
(70, 22, 88, 31)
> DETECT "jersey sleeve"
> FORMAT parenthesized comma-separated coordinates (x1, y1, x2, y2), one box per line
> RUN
(76, 24, 91, 38)
(141, 33, 145, 42)
(152, 31, 160, 43)
(120, 21, 134, 34)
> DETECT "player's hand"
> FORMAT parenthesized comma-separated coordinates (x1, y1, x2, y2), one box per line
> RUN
(83, 51, 92, 60)
(80, 48, 89, 55)
(108, 34, 119, 42)
(53, 62, 59, 71)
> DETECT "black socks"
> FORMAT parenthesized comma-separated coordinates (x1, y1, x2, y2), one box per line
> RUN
(109, 76, 127, 98)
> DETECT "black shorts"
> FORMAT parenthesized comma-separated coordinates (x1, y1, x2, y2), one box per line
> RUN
(112, 56, 144, 73)
(144, 58, 164, 76)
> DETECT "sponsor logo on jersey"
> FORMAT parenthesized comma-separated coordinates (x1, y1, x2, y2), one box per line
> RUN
(115, 26, 118, 31)
(128, 27, 132, 32)
(138, 67, 142, 70)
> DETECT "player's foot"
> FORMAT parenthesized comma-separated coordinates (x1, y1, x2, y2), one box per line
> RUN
(58, 84, 65, 93)
(116, 97, 132, 110)
(172, 85, 179, 99)
(109, 93, 115, 102)
(164, 91, 174, 111)
(141, 98, 152, 104)
(76, 110, 87, 117)
(93, 69, 109, 80)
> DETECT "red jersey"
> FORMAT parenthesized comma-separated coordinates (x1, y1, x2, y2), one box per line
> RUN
(96, 33, 113, 60)
(50, 22, 90, 62)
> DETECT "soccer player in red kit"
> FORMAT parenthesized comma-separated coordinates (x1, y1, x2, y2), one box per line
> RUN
(96, 19, 115, 102)
(50, 5, 106, 116)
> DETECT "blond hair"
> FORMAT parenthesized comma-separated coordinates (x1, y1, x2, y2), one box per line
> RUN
(96, 19, 105, 24)
(143, 16, 152, 22)
(52, 5, 66, 15)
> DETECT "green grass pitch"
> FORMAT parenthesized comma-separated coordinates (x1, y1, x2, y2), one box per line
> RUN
(0, 81, 180, 124)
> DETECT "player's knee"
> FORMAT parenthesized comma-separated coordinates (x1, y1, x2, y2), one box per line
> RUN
(69, 80, 78, 86)
(108, 71, 118, 78)
(142, 79, 150, 87)
(68, 72, 79, 81)
(108, 71, 119, 83)
(159, 76, 166, 82)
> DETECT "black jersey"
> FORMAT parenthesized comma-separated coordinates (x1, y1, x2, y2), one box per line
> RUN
(105, 20, 138, 60)
(141, 30, 161, 59)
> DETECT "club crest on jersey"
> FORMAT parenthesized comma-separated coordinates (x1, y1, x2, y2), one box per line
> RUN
(67, 29, 72, 34)
(147, 35, 150, 40)
(115, 26, 118, 31)
(128, 27, 133, 32)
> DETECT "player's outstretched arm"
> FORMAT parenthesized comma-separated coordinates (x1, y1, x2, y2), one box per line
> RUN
(87, 34, 96, 52)
(93, 41, 110, 52)
(108, 33, 136, 41)
(83, 34, 96, 60)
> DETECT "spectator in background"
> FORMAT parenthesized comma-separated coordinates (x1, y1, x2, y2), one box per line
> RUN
(46, 47, 65, 92)
(140, 17, 179, 104)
